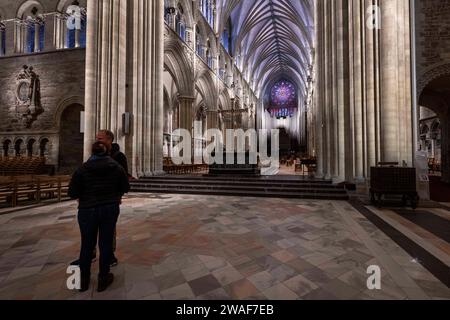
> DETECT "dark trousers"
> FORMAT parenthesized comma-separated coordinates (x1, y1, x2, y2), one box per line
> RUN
(92, 227, 117, 257)
(78, 203, 120, 278)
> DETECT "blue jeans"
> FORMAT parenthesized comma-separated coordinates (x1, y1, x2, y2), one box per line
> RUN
(78, 203, 120, 278)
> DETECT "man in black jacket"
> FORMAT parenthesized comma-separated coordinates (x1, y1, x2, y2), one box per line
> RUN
(96, 130, 130, 265)
(70, 130, 129, 267)
(69, 142, 130, 292)
(96, 130, 129, 176)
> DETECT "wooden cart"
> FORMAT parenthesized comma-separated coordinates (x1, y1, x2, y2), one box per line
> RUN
(370, 166, 419, 209)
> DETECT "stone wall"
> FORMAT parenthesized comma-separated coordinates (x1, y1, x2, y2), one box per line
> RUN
(0, 48, 85, 167)
(415, 0, 450, 184)
(415, 0, 450, 78)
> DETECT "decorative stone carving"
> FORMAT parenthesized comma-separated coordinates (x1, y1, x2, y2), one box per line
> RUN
(15, 65, 44, 128)
(182, 45, 195, 72)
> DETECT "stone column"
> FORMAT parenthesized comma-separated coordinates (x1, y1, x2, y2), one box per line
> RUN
(335, 0, 352, 182)
(324, 0, 333, 179)
(313, 0, 325, 178)
(83, 0, 99, 159)
(4, 20, 15, 55)
(379, 0, 412, 165)
(84, 0, 127, 158)
(313, 0, 413, 184)
(129, 0, 164, 177)
(44, 13, 57, 51)
(178, 96, 195, 134)
(54, 14, 66, 49)
(75, 27, 80, 48)
(170, 10, 176, 30)
(34, 21, 41, 52)
(350, 0, 364, 180)
(207, 111, 218, 131)
(363, 0, 380, 177)
(16, 21, 26, 53)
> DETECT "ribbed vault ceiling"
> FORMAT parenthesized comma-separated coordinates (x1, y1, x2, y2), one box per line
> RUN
(217, 0, 314, 97)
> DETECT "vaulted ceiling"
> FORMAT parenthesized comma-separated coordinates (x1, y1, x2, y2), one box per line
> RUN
(217, 0, 314, 97)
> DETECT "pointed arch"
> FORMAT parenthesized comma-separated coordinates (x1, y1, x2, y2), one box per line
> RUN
(164, 39, 194, 96)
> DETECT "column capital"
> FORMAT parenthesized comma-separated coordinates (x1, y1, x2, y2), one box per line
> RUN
(178, 96, 195, 102)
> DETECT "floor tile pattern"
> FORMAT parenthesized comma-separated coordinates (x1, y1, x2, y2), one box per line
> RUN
(0, 194, 449, 300)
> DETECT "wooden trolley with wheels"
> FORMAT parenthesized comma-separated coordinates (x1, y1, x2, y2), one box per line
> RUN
(370, 166, 419, 209)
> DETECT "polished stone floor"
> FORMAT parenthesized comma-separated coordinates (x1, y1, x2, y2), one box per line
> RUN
(0, 194, 449, 300)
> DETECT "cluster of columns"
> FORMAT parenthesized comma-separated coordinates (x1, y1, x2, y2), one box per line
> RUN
(84, 0, 164, 177)
(53, 12, 85, 49)
(312, 0, 414, 183)
(13, 17, 43, 53)
(0, 10, 86, 56)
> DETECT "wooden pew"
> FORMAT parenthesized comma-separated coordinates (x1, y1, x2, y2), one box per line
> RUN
(0, 175, 73, 208)
(0, 177, 15, 207)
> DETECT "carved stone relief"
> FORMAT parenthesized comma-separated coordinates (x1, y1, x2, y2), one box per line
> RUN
(15, 65, 44, 128)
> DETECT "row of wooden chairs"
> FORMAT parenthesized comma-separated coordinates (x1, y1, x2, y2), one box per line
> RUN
(280, 156, 296, 167)
(295, 157, 317, 175)
(0, 156, 47, 176)
(0, 175, 71, 207)
(163, 157, 208, 175)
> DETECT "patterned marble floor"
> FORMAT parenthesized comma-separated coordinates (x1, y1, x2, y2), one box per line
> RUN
(0, 194, 449, 300)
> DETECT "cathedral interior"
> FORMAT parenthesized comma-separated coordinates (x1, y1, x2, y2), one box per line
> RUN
(0, 0, 449, 301)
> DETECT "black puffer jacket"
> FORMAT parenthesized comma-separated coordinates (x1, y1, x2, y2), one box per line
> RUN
(111, 143, 129, 175)
(68, 156, 130, 209)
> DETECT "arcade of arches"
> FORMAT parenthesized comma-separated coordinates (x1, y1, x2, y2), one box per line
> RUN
(81, 0, 449, 195)
(0, 0, 449, 192)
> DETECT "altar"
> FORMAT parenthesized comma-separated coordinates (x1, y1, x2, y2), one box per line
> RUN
(207, 152, 261, 176)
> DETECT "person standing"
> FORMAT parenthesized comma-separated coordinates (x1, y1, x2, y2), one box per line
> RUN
(96, 130, 129, 178)
(70, 130, 130, 267)
(69, 142, 130, 292)
(95, 130, 130, 265)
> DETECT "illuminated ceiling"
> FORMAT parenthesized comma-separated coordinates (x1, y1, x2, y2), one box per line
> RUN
(217, 0, 314, 98)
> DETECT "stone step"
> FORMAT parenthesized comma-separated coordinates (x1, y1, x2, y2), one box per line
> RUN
(138, 175, 333, 184)
(132, 179, 341, 189)
(131, 176, 348, 200)
(130, 186, 349, 200)
(131, 183, 347, 194)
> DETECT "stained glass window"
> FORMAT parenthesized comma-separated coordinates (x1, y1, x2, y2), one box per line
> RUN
(79, 17, 86, 48)
(67, 27, 75, 48)
(26, 22, 44, 53)
(201, 0, 214, 27)
(221, 18, 232, 54)
(67, 14, 86, 48)
(269, 80, 297, 119)
(176, 5, 186, 41)
(39, 24, 44, 51)
(26, 24, 35, 53)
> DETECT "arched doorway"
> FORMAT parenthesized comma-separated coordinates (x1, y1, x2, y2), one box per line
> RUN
(58, 104, 84, 174)
(419, 74, 450, 201)
(3, 140, 11, 157)
(27, 139, 36, 157)
(40, 139, 49, 157)
(14, 139, 24, 157)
